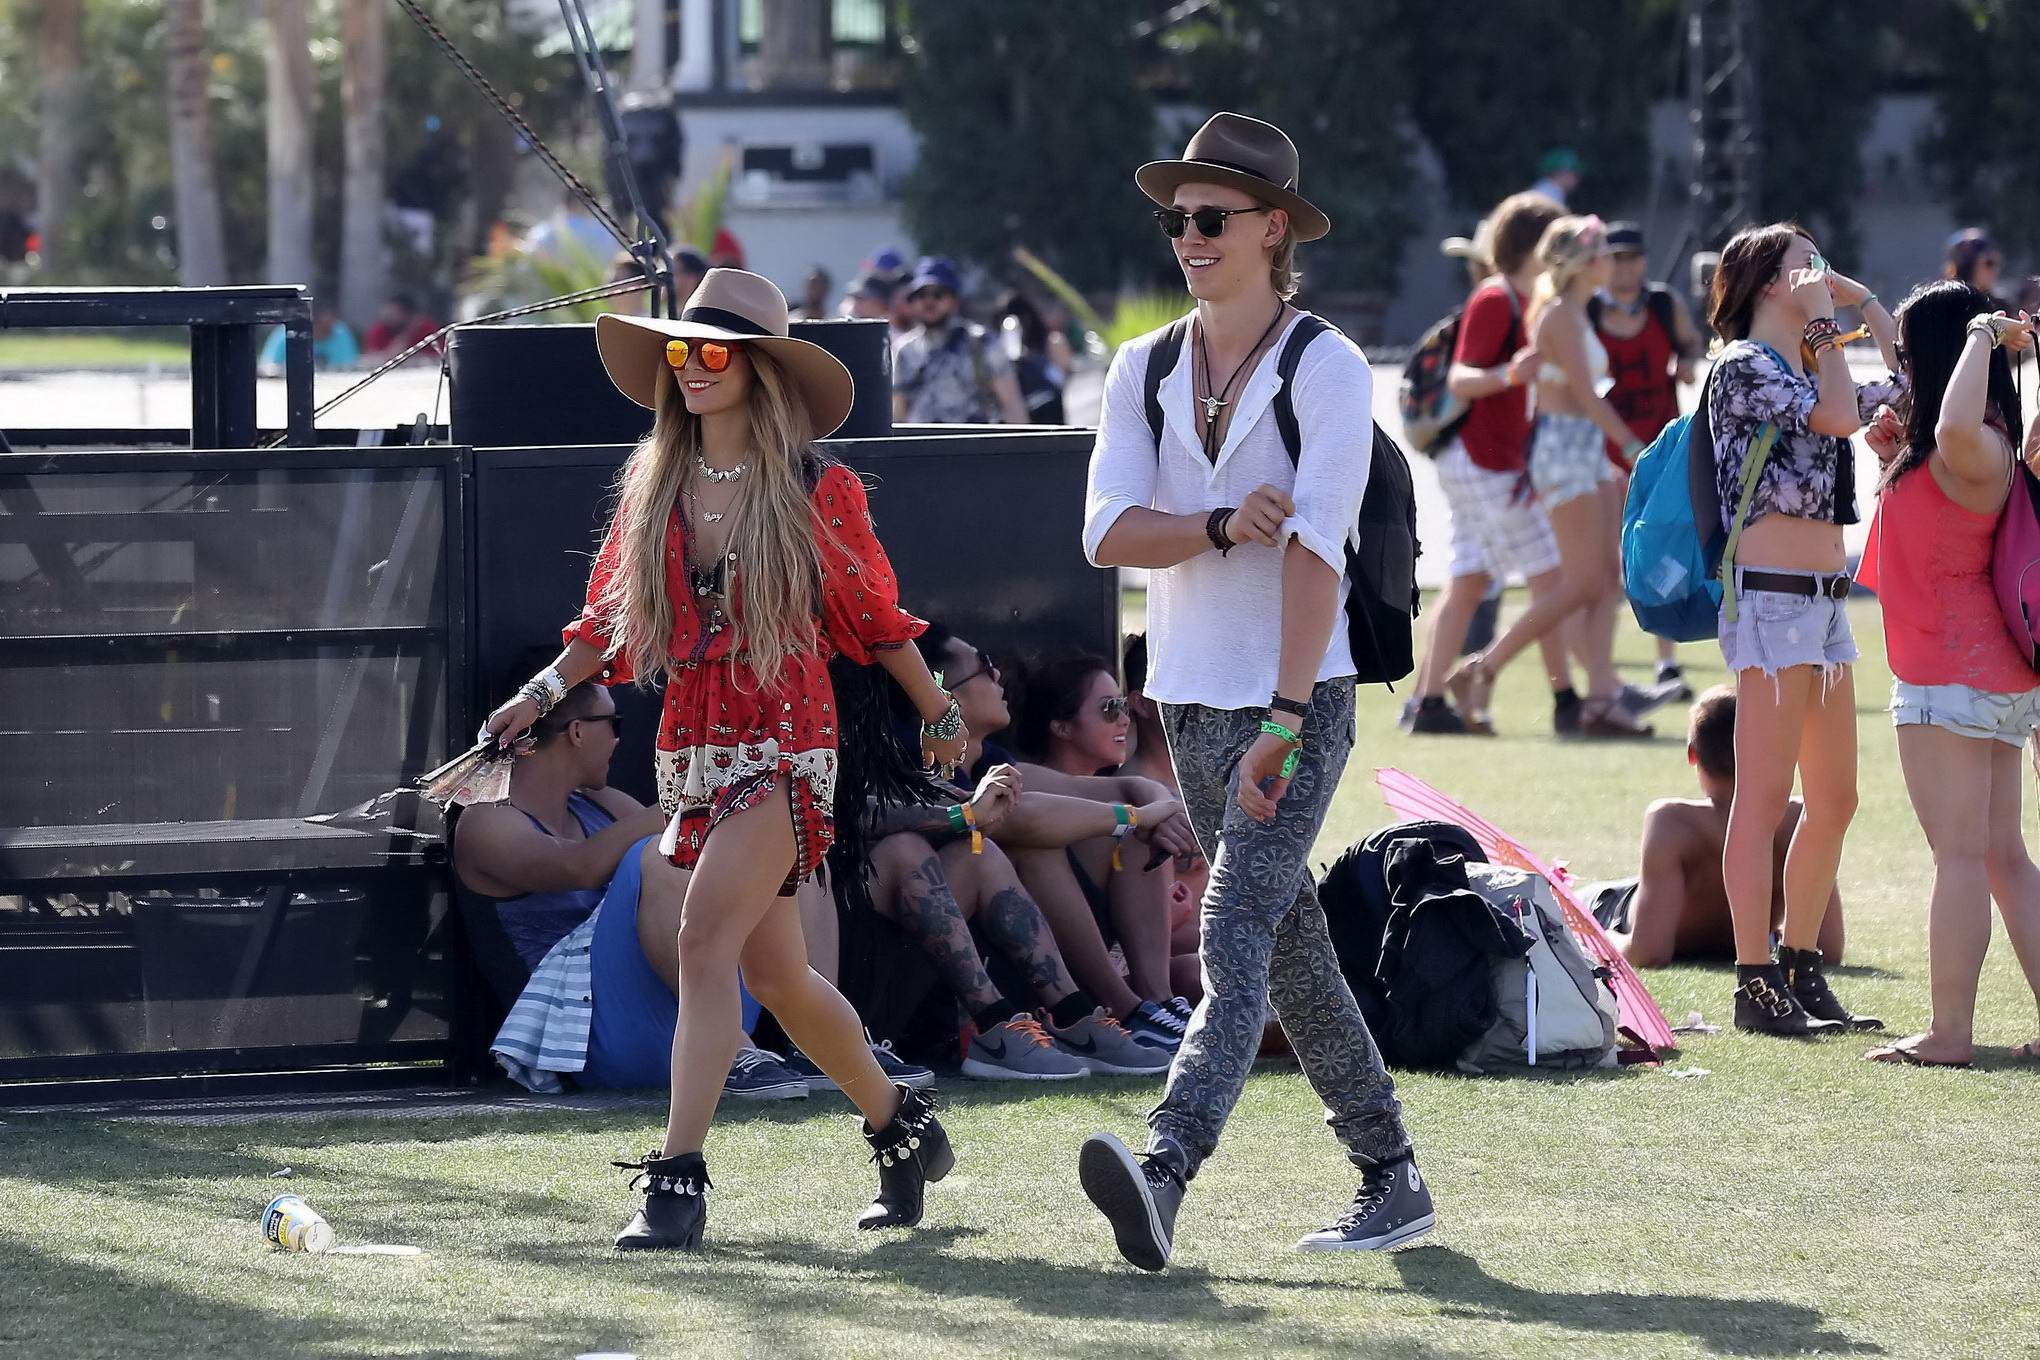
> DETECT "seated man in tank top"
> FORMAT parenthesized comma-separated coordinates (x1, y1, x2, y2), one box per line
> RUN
(454, 672, 932, 1096)
(1588, 687, 1847, 969)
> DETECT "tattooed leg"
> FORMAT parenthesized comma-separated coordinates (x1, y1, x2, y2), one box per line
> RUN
(940, 838, 1076, 1008)
(869, 831, 1003, 1013)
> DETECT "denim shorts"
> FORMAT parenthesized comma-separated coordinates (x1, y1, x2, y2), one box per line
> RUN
(1528, 413, 1612, 508)
(1717, 569, 1859, 678)
(1891, 680, 2040, 748)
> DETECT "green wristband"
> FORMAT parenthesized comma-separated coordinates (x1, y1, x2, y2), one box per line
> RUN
(1280, 746, 1301, 779)
(1260, 720, 1302, 745)
(947, 805, 968, 833)
(1112, 803, 1133, 827)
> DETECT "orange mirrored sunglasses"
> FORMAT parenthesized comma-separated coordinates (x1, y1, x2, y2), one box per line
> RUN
(665, 338, 736, 373)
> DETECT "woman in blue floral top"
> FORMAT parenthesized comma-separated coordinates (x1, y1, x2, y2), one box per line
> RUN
(1702, 223, 1903, 1038)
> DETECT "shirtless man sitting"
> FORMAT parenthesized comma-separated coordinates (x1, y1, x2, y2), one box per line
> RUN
(1595, 686, 1846, 968)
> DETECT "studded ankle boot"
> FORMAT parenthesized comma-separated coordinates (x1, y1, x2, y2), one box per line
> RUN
(612, 1150, 710, 1250)
(858, 1084, 953, 1230)
(1734, 963, 1841, 1037)
(1779, 946, 1883, 1031)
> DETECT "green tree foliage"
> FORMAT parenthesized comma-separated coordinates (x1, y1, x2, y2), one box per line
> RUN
(896, 0, 1159, 294)
(1166, 1, 1422, 295)
(1920, 0, 2040, 262)
(0, 0, 582, 290)
(1395, 0, 1681, 220)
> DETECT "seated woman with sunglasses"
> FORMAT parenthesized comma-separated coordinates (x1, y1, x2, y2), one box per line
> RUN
(483, 270, 969, 1252)
(1010, 652, 1198, 1047)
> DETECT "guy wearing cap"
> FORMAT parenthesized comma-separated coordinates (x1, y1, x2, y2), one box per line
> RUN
(1077, 111, 1434, 1270)
(1529, 146, 1582, 207)
(1588, 221, 1705, 700)
(892, 256, 1029, 425)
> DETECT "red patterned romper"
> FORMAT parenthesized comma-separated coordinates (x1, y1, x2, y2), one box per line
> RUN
(564, 462, 926, 893)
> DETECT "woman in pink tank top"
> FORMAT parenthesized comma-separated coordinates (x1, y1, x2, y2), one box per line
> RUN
(1861, 280, 2040, 1067)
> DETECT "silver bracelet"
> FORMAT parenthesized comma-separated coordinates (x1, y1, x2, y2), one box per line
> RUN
(517, 679, 558, 718)
(923, 695, 965, 742)
(533, 665, 568, 706)
(1968, 314, 2005, 349)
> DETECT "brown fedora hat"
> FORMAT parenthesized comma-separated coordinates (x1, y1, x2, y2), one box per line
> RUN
(594, 268, 855, 439)
(1136, 112, 1330, 243)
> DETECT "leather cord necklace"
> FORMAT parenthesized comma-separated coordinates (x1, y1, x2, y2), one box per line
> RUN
(1195, 301, 1289, 463)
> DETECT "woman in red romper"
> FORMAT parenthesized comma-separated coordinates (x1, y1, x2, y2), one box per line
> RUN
(484, 270, 969, 1251)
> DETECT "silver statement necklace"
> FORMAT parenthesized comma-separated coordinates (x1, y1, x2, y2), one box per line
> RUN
(694, 452, 747, 484)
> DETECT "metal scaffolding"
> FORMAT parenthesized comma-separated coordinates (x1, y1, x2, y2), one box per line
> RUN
(1688, 0, 1761, 252)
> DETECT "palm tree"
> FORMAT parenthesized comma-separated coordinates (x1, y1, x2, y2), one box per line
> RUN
(264, 0, 315, 286)
(165, 0, 228, 285)
(338, 0, 388, 333)
(35, 0, 85, 276)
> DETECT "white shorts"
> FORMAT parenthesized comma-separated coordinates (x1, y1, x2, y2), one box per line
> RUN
(1527, 413, 1613, 508)
(1436, 438, 1561, 582)
(1891, 680, 2040, 748)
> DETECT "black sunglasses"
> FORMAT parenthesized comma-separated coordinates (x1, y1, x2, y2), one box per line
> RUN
(1155, 205, 1272, 240)
(550, 711, 623, 738)
(940, 648, 998, 690)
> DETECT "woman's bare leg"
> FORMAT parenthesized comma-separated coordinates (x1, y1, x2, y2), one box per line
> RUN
(1724, 666, 1813, 964)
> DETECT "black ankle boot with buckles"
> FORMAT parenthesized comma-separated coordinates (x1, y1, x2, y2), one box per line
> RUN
(612, 1150, 711, 1250)
(1778, 945, 1883, 1031)
(1734, 963, 1842, 1037)
(859, 1084, 954, 1230)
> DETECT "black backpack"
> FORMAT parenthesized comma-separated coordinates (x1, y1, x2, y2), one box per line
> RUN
(1141, 313, 1422, 688)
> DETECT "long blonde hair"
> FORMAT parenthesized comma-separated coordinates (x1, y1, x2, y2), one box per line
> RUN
(594, 350, 828, 692)
(1527, 214, 1606, 330)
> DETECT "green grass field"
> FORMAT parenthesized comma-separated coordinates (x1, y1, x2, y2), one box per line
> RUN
(7, 606, 2038, 1360)
(0, 331, 190, 370)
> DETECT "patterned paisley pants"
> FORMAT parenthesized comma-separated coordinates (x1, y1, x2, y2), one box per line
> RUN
(1148, 677, 1412, 1173)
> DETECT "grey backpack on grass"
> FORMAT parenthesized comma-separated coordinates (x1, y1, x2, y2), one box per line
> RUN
(1457, 864, 1619, 1074)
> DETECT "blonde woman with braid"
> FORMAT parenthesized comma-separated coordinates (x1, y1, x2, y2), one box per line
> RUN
(483, 270, 968, 1251)
(1450, 214, 1653, 737)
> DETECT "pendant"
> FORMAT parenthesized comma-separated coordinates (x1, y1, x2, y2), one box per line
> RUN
(1200, 394, 1228, 421)
(702, 510, 725, 523)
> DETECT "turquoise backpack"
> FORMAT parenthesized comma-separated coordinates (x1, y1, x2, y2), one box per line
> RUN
(1620, 361, 1780, 641)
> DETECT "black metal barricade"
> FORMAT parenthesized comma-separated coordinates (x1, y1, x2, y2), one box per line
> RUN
(0, 443, 464, 1086)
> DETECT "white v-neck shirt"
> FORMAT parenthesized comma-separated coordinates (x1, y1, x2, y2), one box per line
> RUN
(1082, 311, 1376, 711)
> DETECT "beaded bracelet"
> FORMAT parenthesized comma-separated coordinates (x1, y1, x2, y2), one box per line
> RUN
(923, 695, 965, 742)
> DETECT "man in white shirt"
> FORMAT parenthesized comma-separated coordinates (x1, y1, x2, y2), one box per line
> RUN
(1075, 112, 1434, 1271)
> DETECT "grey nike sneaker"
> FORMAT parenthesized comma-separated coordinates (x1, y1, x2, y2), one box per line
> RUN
(1295, 1155, 1437, 1252)
(1050, 1008, 1173, 1075)
(961, 1015, 1089, 1081)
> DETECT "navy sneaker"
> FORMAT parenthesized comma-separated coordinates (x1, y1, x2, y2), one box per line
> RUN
(1163, 995, 1194, 1027)
(722, 1047, 808, 1101)
(785, 1038, 937, 1092)
(1295, 1155, 1437, 1252)
(1126, 1000, 1186, 1052)
(865, 1034, 938, 1089)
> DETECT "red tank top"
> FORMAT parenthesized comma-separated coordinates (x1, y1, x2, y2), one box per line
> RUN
(1864, 462, 2039, 694)
(1597, 302, 1679, 464)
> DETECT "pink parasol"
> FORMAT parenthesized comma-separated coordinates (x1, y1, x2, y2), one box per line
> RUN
(1374, 766, 1677, 1055)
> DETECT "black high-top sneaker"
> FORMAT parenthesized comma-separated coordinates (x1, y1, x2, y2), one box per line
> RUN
(612, 1150, 710, 1250)
(1295, 1153, 1437, 1252)
(1734, 964, 1843, 1037)
(1079, 1132, 1188, 1272)
(859, 1084, 954, 1230)
(1779, 946, 1884, 1031)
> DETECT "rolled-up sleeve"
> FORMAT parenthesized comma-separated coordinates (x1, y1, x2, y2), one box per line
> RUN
(1081, 344, 1158, 566)
(1280, 339, 1373, 572)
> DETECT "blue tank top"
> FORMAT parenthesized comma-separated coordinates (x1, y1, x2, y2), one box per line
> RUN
(495, 790, 618, 969)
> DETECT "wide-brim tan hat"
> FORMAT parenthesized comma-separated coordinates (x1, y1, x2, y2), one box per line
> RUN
(1136, 111, 1330, 243)
(594, 267, 855, 439)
